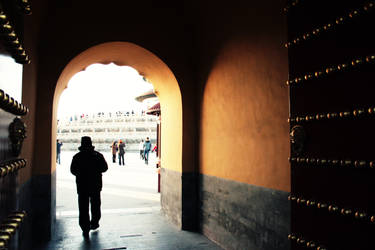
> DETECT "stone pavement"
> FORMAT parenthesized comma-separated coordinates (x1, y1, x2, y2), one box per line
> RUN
(36, 208, 223, 250)
(34, 151, 222, 250)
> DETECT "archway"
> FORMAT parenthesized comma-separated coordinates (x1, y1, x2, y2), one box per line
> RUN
(53, 41, 182, 179)
(50, 42, 183, 233)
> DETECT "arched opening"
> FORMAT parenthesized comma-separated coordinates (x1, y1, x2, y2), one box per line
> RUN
(50, 42, 183, 235)
(52, 41, 182, 180)
(55, 63, 161, 221)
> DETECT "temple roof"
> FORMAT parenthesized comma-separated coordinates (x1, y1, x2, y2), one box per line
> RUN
(146, 102, 160, 115)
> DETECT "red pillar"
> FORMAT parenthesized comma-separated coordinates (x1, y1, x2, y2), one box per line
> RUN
(158, 172, 161, 193)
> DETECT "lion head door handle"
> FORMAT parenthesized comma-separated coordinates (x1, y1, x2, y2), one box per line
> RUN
(290, 125, 306, 156)
(9, 117, 27, 157)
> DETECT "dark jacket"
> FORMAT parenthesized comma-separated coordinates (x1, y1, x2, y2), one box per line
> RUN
(57, 141, 63, 153)
(70, 147, 108, 194)
(118, 142, 126, 155)
(111, 142, 118, 155)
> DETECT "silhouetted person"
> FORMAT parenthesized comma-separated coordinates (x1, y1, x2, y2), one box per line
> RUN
(70, 136, 108, 238)
(143, 137, 152, 165)
(111, 141, 118, 163)
(118, 140, 126, 166)
(56, 139, 63, 164)
(139, 139, 145, 160)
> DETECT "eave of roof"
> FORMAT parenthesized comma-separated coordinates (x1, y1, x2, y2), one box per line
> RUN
(135, 90, 157, 102)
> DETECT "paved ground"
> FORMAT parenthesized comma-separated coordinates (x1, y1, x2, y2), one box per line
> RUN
(36, 151, 222, 250)
(56, 151, 160, 215)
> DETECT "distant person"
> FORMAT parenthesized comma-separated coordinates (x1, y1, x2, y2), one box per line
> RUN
(56, 139, 63, 164)
(143, 137, 152, 165)
(139, 139, 145, 160)
(111, 141, 118, 163)
(118, 140, 126, 166)
(70, 136, 108, 238)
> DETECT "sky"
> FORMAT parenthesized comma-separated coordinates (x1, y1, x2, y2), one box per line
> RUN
(0, 55, 23, 101)
(57, 63, 154, 119)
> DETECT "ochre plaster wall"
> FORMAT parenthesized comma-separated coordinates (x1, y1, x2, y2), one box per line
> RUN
(31, 0, 289, 189)
(33, 1, 196, 176)
(199, 0, 290, 191)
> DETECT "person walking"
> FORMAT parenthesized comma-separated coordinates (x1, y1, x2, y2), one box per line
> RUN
(70, 136, 108, 238)
(111, 141, 118, 163)
(143, 137, 152, 165)
(56, 139, 63, 164)
(118, 140, 126, 166)
(139, 139, 144, 160)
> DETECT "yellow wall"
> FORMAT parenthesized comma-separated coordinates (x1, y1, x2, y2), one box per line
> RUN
(29, 0, 289, 192)
(199, 1, 290, 192)
(31, 1, 198, 177)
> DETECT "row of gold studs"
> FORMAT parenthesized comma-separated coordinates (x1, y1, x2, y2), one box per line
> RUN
(16, 0, 32, 15)
(288, 233, 327, 250)
(0, 211, 27, 248)
(0, 10, 30, 64)
(286, 54, 375, 85)
(285, 1, 375, 48)
(283, 0, 302, 13)
(289, 157, 374, 169)
(288, 106, 375, 124)
(0, 89, 29, 116)
(289, 194, 374, 223)
(0, 159, 27, 178)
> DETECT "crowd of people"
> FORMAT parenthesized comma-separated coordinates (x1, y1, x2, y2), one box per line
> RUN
(111, 137, 156, 165)
(57, 137, 156, 166)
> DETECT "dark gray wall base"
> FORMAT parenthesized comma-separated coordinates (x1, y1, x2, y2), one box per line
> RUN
(160, 168, 199, 230)
(199, 174, 290, 250)
(160, 168, 182, 228)
(31, 172, 56, 246)
(182, 172, 198, 230)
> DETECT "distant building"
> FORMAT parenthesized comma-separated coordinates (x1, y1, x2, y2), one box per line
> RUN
(57, 111, 157, 152)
